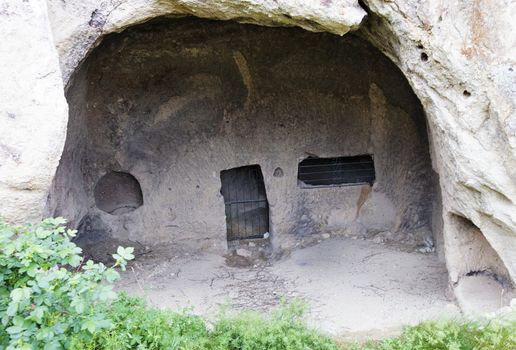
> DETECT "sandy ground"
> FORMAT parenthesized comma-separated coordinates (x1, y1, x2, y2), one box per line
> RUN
(117, 237, 460, 337)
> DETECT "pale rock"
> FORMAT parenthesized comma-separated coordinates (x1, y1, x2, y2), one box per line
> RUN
(0, 0, 68, 224)
(47, 0, 366, 83)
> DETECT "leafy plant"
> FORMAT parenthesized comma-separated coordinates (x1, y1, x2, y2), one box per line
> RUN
(0, 218, 133, 350)
(349, 310, 516, 350)
(68, 296, 516, 350)
(208, 300, 340, 350)
(70, 295, 340, 350)
(69, 293, 209, 350)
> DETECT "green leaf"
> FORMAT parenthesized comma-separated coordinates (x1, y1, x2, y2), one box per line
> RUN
(36, 327, 54, 340)
(6, 302, 18, 316)
(43, 340, 62, 350)
(96, 318, 113, 330)
(97, 286, 117, 301)
(116, 246, 135, 261)
(31, 306, 47, 323)
(48, 217, 67, 226)
(104, 268, 120, 283)
(6, 325, 23, 334)
(82, 319, 97, 333)
(35, 227, 52, 239)
(10, 287, 31, 303)
(66, 228, 77, 238)
(72, 298, 86, 314)
(68, 254, 82, 268)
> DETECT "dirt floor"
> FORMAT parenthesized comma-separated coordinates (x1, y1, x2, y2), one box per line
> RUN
(116, 236, 460, 338)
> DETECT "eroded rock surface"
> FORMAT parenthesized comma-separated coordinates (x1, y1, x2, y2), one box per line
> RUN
(47, 19, 438, 255)
(0, 0, 68, 223)
(358, 0, 516, 287)
(47, 0, 366, 83)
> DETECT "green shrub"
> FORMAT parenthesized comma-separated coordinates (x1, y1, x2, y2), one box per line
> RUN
(207, 301, 340, 350)
(73, 294, 516, 350)
(70, 294, 209, 350)
(0, 218, 133, 350)
(349, 312, 516, 350)
(71, 295, 340, 350)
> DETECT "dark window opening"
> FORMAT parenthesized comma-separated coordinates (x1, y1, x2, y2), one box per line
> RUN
(220, 165, 270, 241)
(298, 155, 375, 187)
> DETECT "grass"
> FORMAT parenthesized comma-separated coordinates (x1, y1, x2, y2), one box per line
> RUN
(351, 315, 516, 350)
(69, 293, 516, 350)
(70, 294, 339, 350)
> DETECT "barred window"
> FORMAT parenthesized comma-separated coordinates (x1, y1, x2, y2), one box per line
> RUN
(298, 155, 375, 187)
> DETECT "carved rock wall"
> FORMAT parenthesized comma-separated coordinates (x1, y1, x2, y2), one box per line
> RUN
(46, 19, 437, 254)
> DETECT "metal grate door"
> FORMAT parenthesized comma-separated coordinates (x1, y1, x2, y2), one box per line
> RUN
(220, 165, 269, 241)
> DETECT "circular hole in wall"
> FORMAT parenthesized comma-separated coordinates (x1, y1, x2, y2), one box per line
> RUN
(420, 52, 429, 61)
(94, 171, 143, 215)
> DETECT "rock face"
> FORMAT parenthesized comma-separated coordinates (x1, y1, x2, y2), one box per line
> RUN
(0, 0, 68, 224)
(0, 0, 515, 308)
(358, 0, 516, 291)
(46, 19, 438, 254)
(47, 0, 366, 84)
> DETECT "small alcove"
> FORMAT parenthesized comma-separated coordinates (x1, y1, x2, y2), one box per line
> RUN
(94, 171, 143, 215)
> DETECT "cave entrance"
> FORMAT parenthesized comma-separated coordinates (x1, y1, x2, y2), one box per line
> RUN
(220, 165, 270, 242)
(48, 17, 442, 255)
(46, 16, 454, 333)
(47, 16, 443, 255)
